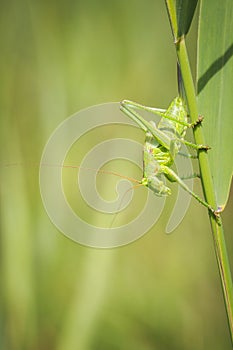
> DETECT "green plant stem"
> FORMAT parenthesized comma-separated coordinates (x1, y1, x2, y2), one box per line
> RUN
(176, 36, 233, 342)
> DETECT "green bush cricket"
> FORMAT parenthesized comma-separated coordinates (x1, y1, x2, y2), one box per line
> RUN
(120, 97, 219, 217)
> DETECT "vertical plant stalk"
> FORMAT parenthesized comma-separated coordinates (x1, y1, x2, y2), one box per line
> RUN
(176, 36, 233, 342)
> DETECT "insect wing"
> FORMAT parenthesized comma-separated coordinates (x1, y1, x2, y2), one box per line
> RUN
(158, 97, 188, 139)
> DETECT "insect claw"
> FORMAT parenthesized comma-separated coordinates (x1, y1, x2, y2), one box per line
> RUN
(207, 206, 222, 224)
(198, 115, 204, 122)
(213, 210, 222, 224)
(192, 115, 204, 128)
(198, 144, 211, 151)
(214, 206, 224, 216)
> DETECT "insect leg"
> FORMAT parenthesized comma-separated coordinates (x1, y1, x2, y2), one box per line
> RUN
(179, 173, 200, 180)
(161, 165, 216, 214)
(122, 99, 204, 129)
(191, 115, 204, 128)
(121, 99, 192, 128)
(178, 151, 198, 159)
(121, 99, 166, 116)
(120, 101, 172, 151)
(169, 135, 210, 151)
(180, 139, 211, 151)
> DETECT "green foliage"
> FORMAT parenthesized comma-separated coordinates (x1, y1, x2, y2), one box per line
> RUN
(176, 0, 198, 37)
(167, 0, 233, 342)
(166, 0, 198, 39)
(197, 0, 233, 209)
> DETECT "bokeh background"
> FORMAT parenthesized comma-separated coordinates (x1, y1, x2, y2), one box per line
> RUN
(1, 1, 233, 349)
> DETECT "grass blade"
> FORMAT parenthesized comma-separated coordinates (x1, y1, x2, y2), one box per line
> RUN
(197, 0, 233, 209)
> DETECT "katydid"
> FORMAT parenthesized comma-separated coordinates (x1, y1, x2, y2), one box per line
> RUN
(120, 97, 218, 216)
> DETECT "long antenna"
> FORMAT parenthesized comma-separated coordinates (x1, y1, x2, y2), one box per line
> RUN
(1, 162, 141, 185)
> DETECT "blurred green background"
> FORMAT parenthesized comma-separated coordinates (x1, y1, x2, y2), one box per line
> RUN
(1, 1, 233, 349)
